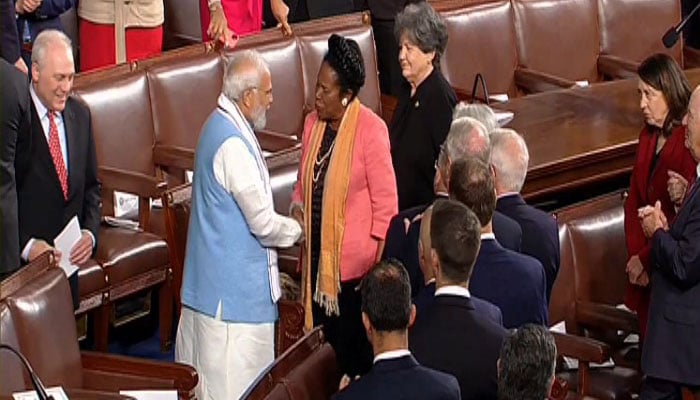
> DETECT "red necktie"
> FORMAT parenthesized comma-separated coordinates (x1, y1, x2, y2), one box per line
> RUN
(48, 112, 68, 200)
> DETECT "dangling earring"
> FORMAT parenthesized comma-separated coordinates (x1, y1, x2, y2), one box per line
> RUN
(341, 98, 348, 107)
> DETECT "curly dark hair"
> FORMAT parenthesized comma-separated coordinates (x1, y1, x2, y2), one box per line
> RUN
(323, 34, 366, 100)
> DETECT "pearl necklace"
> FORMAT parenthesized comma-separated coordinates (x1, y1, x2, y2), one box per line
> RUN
(312, 139, 336, 184)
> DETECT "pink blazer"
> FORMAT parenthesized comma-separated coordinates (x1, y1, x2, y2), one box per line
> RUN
(292, 104, 398, 281)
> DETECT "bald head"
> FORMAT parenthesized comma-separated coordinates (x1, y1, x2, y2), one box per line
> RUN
(490, 128, 529, 194)
(437, 117, 490, 191)
(683, 86, 700, 162)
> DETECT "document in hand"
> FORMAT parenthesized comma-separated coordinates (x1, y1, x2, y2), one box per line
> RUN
(53, 216, 81, 277)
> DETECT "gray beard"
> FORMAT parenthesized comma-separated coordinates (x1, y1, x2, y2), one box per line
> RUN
(251, 105, 267, 131)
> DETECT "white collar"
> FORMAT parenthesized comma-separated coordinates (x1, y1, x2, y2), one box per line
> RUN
(434, 285, 471, 298)
(481, 232, 496, 240)
(696, 163, 700, 179)
(425, 278, 436, 286)
(497, 192, 519, 200)
(217, 94, 255, 140)
(374, 349, 411, 364)
(30, 84, 54, 119)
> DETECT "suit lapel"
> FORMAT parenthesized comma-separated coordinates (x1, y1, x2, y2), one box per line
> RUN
(63, 103, 78, 200)
(30, 101, 64, 197)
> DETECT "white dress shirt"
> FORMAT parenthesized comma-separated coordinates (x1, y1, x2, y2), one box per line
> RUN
(373, 349, 412, 364)
(434, 285, 471, 298)
(481, 232, 496, 241)
(696, 163, 700, 180)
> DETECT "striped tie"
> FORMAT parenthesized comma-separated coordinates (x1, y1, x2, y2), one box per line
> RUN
(47, 112, 68, 200)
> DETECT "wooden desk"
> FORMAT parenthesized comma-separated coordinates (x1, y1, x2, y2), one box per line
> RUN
(497, 69, 700, 202)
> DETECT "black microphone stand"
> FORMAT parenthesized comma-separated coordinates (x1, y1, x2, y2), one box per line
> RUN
(0, 344, 54, 400)
(470, 73, 490, 105)
(663, 1, 700, 48)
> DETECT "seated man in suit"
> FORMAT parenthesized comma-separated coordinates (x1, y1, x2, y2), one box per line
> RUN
(636, 85, 700, 400)
(384, 117, 522, 296)
(450, 157, 548, 328)
(410, 199, 506, 400)
(498, 324, 557, 400)
(413, 204, 503, 326)
(333, 259, 461, 400)
(17, 30, 101, 309)
(491, 128, 559, 301)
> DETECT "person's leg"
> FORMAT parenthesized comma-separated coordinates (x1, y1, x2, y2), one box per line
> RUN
(228, 322, 275, 398)
(335, 279, 373, 376)
(640, 377, 683, 400)
(372, 19, 403, 96)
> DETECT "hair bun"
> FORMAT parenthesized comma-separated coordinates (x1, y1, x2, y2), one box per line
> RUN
(326, 34, 366, 95)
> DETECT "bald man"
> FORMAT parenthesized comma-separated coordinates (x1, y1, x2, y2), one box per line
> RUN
(637, 86, 700, 400)
(411, 203, 503, 326)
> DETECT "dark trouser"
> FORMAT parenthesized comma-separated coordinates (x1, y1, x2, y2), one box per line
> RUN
(641, 377, 700, 400)
(372, 18, 405, 96)
(312, 279, 373, 377)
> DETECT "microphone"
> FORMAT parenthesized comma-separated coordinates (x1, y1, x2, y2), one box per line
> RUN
(471, 73, 490, 105)
(0, 344, 54, 400)
(663, 1, 700, 48)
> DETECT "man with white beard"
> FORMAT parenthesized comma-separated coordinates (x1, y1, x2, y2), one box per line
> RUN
(175, 50, 302, 399)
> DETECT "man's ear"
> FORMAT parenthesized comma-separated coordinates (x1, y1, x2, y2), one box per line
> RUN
(362, 312, 371, 336)
(431, 248, 440, 279)
(408, 304, 416, 328)
(497, 358, 501, 378)
(31, 62, 40, 84)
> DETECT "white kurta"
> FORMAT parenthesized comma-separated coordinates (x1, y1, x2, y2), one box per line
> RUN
(175, 94, 301, 400)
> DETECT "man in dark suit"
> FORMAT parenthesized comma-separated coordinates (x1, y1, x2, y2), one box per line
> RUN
(636, 86, 700, 400)
(333, 259, 461, 400)
(0, 58, 31, 278)
(413, 204, 503, 326)
(0, 0, 28, 73)
(410, 199, 506, 400)
(384, 116, 521, 297)
(18, 30, 101, 308)
(491, 128, 559, 301)
(450, 158, 548, 329)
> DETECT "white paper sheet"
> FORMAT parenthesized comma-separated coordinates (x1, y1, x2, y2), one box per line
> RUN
(119, 390, 178, 400)
(489, 93, 509, 103)
(53, 216, 81, 277)
(12, 386, 68, 400)
(495, 111, 514, 126)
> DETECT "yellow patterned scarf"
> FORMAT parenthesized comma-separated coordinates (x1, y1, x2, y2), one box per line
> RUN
(301, 98, 360, 331)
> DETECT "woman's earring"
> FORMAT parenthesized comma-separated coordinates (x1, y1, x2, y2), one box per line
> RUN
(341, 98, 348, 107)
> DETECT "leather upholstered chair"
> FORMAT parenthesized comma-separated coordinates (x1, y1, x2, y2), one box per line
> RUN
(436, 0, 520, 101)
(512, 0, 602, 93)
(0, 253, 197, 400)
(596, 0, 699, 78)
(553, 192, 642, 400)
(241, 327, 338, 400)
(73, 72, 173, 352)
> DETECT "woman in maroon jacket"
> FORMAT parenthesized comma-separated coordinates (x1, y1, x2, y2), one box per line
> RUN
(624, 53, 697, 339)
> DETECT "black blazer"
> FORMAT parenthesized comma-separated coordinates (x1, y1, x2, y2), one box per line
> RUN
(333, 354, 461, 400)
(17, 95, 101, 306)
(410, 295, 506, 400)
(384, 198, 521, 296)
(389, 69, 457, 211)
(0, 0, 21, 64)
(643, 178, 700, 385)
(496, 193, 559, 300)
(413, 282, 503, 326)
(0, 59, 31, 275)
(470, 239, 548, 329)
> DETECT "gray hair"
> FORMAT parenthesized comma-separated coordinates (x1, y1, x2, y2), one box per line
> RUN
(491, 128, 529, 193)
(222, 50, 270, 102)
(453, 103, 499, 134)
(31, 29, 73, 67)
(443, 117, 490, 163)
(394, 2, 448, 67)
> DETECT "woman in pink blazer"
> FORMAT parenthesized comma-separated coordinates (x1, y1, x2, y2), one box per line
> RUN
(290, 34, 398, 377)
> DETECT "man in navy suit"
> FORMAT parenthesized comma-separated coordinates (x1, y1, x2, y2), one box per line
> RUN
(491, 128, 559, 301)
(333, 259, 461, 400)
(410, 199, 506, 400)
(14, 0, 75, 69)
(384, 117, 522, 297)
(637, 86, 700, 400)
(413, 204, 503, 326)
(450, 157, 548, 329)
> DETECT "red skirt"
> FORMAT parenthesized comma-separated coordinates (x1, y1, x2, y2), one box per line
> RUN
(79, 19, 163, 72)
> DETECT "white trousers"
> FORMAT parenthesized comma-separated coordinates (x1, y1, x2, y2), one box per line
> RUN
(174, 306, 275, 400)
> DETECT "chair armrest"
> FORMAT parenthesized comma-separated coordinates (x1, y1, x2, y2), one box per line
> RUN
(551, 331, 611, 364)
(380, 94, 398, 126)
(153, 145, 195, 171)
(81, 351, 197, 400)
(684, 46, 700, 69)
(548, 377, 569, 400)
(98, 166, 166, 199)
(514, 68, 576, 93)
(256, 129, 299, 153)
(597, 54, 638, 79)
(575, 301, 639, 334)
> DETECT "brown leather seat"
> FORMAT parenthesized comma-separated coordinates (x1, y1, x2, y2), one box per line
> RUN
(512, 0, 601, 92)
(436, 0, 519, 100)
(0, 303, 25, 395)
(77, 259, 107, 313)
(0, 254, 197, 399)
